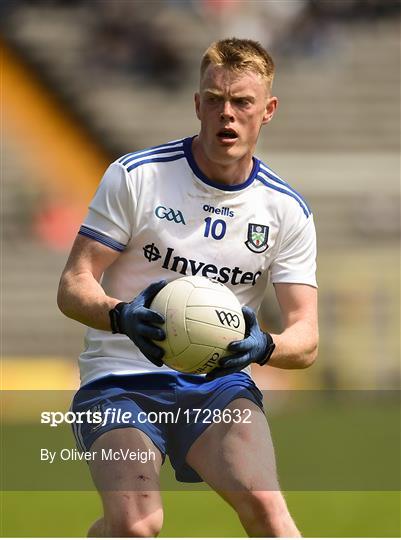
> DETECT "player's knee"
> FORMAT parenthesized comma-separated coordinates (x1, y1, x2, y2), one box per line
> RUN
(106, 512, 163, 537)
(237, 491, 292, 536)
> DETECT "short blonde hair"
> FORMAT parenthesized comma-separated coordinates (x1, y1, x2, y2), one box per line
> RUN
(200, 38, 275, 88)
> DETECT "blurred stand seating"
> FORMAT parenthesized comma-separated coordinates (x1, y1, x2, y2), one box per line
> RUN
(1, 0, 399, 389)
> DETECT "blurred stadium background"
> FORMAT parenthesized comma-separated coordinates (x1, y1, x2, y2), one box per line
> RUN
(1, 0, 400, 537)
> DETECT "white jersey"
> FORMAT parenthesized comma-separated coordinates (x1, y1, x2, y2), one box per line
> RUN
(78, 136, 317, 386)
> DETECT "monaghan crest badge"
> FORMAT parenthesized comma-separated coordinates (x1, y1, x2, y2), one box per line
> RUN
(245, 223, 269, 253)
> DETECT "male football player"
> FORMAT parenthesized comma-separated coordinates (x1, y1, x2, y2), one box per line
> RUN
(58, 38, 318, 537)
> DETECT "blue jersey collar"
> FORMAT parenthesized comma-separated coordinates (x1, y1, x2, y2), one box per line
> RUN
(183, 136, 259, 192)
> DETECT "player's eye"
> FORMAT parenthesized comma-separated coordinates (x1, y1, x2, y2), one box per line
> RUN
(234, 98, 250, 107)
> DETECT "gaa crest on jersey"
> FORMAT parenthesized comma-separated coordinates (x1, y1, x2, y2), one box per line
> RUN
(245, 223, 269, 253)
(155, 205, 186, 224)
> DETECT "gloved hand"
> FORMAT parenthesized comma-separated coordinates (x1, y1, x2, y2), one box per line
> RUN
(109, 280, 167, 366)
(207, 306, 275, 379)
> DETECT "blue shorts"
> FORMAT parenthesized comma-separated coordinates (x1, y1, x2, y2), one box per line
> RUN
(71, 371, 264, 483)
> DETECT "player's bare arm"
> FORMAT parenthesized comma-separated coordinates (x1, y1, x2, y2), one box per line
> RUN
(268, 282, 318, 369)
(57, 234, 122, 330)
(58, 234, 167, 366)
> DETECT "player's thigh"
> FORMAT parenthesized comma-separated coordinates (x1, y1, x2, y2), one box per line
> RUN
(89, 427, 163, 522)
(186, 398, 279, 493)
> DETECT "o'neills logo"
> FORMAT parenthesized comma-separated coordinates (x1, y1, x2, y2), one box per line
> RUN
(142, 243, 261, 286)
(203, 204, 234, 218)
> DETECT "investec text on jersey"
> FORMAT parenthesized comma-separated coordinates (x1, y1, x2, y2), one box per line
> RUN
(143, 243, 262, 286)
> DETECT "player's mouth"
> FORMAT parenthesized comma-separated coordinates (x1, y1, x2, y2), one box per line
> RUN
(216, 128, 238, 145)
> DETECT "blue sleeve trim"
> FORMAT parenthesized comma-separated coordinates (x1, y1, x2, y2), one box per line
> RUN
(78, 225, 126, 252)
(121, 146, 184, 167)
(126, 153, 185, 172)
(118, 140, 185, 165)
(259, 164, 312, 215)
(256, 176, 311, 218)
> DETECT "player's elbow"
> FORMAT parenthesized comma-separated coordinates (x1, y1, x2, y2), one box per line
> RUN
(57, 282, 67, 315)
(300, 338, 319, 368)
(57, 273, 72, 317)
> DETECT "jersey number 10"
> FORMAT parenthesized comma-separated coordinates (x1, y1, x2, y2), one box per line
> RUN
(203, 217, 227, 240)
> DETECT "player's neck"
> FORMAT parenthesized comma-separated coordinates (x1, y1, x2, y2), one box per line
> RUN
(191, 136, 254, 187)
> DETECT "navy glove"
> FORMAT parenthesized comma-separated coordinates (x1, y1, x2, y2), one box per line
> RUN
(207, 306, 275, 379)
(109, 280, 167, 367)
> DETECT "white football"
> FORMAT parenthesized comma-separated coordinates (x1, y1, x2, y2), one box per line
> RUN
(151, 276, 245, 374)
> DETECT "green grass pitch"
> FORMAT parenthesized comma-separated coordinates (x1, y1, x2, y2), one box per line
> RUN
(1, 490, 400, 537)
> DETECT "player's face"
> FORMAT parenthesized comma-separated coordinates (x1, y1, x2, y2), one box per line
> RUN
(195, 65, 277, 168)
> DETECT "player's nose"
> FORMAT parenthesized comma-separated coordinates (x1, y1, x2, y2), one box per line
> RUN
(220, 101, 235, 121)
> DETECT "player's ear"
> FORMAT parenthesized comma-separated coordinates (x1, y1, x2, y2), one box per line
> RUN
(262, 95, 278, 125)
(195, 92, 201, 120)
